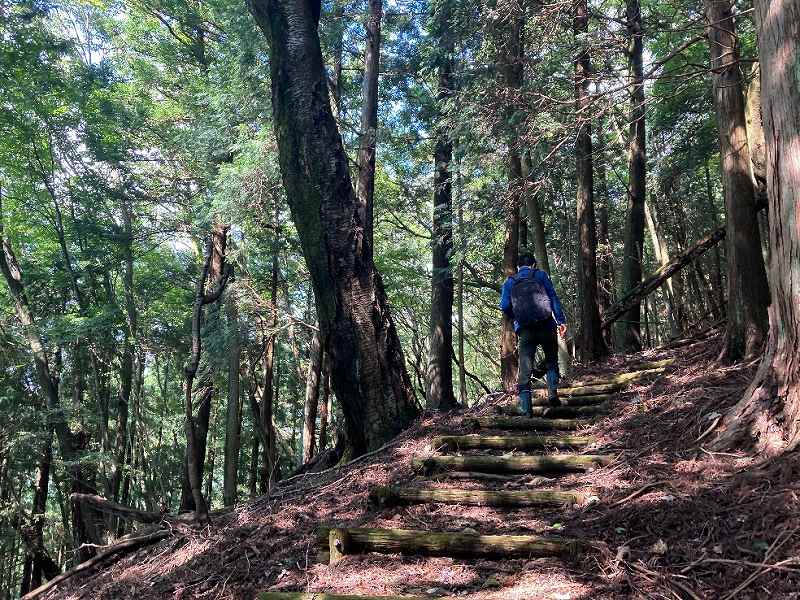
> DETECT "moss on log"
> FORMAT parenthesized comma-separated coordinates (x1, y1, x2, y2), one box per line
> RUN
(369, 485, 586, 508)
(412, 454, 612, 475)
(533, 382, 621, 398)
(567, 365, 669, 387)
(432, 434, 596, 451)
(468, 415, 590, 431)
(314, 527, 582, 560)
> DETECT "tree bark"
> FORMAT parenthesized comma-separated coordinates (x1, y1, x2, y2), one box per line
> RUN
(223, 290, 242, 506)
(20, 429, 55, 595)
(499, 6, 525, 390)
(317, 352, 331, 452)
(302, 329, 323, 462)
(247, 0, 419, 456)
(355, 0, 382, 256)
(714, 0, 800, 453)
(181, 224, 231, 519)
(619, 0, 647, 353)
(426, 0, 457, 411)
(573, 0, 608, 361)
(703, 0, 769, 360)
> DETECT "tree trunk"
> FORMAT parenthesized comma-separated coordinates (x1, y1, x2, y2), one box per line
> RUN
(703, 162, 727, 313)
(499, 6, 525, 391)
(355, 0, 382, 256)
(317, 353, 331, 452)
(20, 429, 55, 595)
(703, 0, 769, 360)
(456, 167, 468, 405)
(247, 0, 419, 456)
(181, 224, 231, 519)
(223, 291, 242, 506)
(744, 62, 767, 198)
(427, 0, 457, 411)
(573, 0, 608, 362)
(302, 329, 323, 462)
(594, 125, 615, 324)
(644, 202, 681, 336)
(619, 0, 647, 353)
(715, 0, 800, 453)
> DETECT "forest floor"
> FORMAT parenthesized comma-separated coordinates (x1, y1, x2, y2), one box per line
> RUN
(47, 331, 800, 600)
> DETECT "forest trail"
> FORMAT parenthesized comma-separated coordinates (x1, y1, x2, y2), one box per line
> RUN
(258, 361, 672, 600)
(38, 334, 800, 600)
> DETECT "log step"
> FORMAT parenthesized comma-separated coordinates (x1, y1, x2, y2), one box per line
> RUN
(412, 454, 612, 475)
(468, 415, 591, 431)
(532, 393, 616, 407)
(496, 404, 609, 419)
(370, 485, 587, 508)
(320, 527, 582, 561)
(432, 434, 596, 451)
(531, 366, 668, 399)
(534, 382, 621, 398)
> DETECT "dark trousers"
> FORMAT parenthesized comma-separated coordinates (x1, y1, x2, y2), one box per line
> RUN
(517, 325, 560, 395)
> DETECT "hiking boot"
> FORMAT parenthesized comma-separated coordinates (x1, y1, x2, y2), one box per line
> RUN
(547, 392, 561, 408)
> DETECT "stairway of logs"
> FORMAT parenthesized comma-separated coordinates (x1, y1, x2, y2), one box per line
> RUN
(260, 359, 672, 600)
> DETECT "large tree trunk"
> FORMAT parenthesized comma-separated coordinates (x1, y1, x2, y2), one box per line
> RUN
(247, 0, 419, 456)
(499, 5, 525, 391)
(703, 0, 769, 360)
(619, 0, 647, 353)
(302, 329, 323, 462)
(573, 0, 608, 362)
(355, 0, 382, 256)
(223, 290, 242, 506)
(426, 0, 457, 411)
(714, 0, 800, 453)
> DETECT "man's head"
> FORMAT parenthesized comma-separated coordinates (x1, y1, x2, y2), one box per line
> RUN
(517, 253, 537, 269)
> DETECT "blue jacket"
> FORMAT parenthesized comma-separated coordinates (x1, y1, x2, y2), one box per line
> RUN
(499, 267, 566, 332)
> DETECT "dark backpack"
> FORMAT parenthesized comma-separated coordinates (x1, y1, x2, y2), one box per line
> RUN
(510, 269, 553, 326)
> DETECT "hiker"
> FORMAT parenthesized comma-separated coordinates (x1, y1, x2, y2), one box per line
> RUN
(499, 253, 568, 416)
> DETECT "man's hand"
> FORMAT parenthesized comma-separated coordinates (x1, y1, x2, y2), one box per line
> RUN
(558, 324, 567, 339)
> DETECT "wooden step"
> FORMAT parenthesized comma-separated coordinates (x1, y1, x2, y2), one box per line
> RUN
(468, 415, 591, 431)
(534, 382, 621, 398)
(370, 485, 587, 508)
(532, 392, 615, 406)
(412, 454, 612, 475)
(319, 527, 581, 562)
(497, 404, 609, 419)
(432, 433, 596, 451)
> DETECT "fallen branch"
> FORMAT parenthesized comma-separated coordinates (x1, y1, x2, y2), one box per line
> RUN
(602, 226, 725, 330)
(22, 529, 170, 600)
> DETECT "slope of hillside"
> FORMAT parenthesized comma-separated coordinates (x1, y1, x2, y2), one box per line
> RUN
(43, 332, 800, 600)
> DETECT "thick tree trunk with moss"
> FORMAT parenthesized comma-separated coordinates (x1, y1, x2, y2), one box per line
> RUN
(427, 0, 457, 410)
(573, 0, 608, 362)
(247, 0, 419, 455)
(715, 0, 800, 453)
(703, 0, 769, 360)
